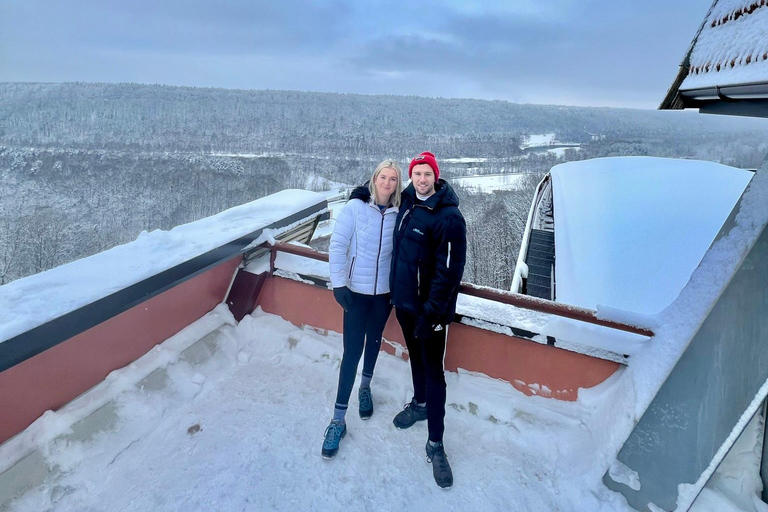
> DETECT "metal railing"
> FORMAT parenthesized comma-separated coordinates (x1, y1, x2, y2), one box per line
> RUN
(270, 242, 654, 337)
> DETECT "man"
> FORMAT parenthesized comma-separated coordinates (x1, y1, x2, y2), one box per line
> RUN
(390, 151, 466, 489)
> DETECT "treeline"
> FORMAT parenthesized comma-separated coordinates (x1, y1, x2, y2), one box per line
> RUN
(3, 82, 767, 156)
(0, 147, 294, 284)
(456, 175, 541, 289)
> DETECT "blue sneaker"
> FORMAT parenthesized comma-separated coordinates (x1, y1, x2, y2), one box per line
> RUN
(321, 420, 347, 459)
(359, 387, 373, 420)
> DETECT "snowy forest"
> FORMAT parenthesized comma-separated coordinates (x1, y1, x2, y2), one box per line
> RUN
(2, 82, 768, 288)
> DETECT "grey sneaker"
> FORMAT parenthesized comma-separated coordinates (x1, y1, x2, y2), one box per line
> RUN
(393, 398, 427, 429)
(321, 420, 347, 459)
(359, 387, 373, 420)
(426, 441, 453, 489)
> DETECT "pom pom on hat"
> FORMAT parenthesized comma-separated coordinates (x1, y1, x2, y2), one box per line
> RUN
(409, 151, 439, 181)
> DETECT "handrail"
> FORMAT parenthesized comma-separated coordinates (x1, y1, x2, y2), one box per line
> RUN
(270, 242, 654, 337)
(510, 173, 550, 294)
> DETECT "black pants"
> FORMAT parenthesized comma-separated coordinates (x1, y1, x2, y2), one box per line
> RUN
(396, 308, 448, 443)
(334, 292, 392, 407)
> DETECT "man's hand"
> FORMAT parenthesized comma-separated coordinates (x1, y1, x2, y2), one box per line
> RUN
(415, 315, 439, 339)
(333, 286, 352, 312)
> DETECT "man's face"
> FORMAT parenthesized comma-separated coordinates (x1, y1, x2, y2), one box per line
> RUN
(411, 164, 436, 197)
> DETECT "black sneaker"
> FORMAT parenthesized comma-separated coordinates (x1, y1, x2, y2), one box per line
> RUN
(359, 387, 373, 420)
(393, 398, 427, 429)
(426, 441, 453, 489)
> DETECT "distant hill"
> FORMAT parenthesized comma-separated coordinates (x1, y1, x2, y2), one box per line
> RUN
(2, 82, 767, 158)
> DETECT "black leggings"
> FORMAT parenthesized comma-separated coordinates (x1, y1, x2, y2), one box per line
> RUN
(334, 292, 392, 407)
(395, 308, 448, 443)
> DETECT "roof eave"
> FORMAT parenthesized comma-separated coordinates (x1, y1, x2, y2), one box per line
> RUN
(672, 82, 768, 117)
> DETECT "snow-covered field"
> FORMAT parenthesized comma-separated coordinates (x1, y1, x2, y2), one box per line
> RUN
(451, 173, 529, 193)
(522, 133, 557, 148)
(546, 146, 582, 157)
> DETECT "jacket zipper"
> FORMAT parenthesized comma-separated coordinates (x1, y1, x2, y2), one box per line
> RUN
(349, 256, 356, 279)
(374, 208, 385, 294)
(398, 207, 412, 232)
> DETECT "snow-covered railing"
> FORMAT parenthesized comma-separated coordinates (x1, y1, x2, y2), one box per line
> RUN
(270, 242, 654, 338)
(510, 174, 550, 294)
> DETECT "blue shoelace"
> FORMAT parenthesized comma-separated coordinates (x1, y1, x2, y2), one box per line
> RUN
(323, 422, 344, 448)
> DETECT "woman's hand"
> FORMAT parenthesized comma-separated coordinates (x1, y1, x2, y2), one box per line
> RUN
(333, 286, 352, 312)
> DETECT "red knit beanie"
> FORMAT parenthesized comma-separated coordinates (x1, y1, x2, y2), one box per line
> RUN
(409, 151, 439, 181)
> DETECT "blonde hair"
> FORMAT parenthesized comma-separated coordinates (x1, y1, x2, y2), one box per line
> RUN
(369, 159, 403, 208)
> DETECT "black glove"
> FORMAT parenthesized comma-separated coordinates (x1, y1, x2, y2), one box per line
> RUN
(414, 315, 439, 339)
(333, 286, 352, 312)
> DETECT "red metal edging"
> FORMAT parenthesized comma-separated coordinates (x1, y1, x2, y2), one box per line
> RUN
(270, 242, 654, 337)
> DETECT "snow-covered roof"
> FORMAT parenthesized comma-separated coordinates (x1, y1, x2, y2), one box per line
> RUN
(660, 0, 768, 115)
(550, 157, 752, 315)
(683, 0, 768, 90)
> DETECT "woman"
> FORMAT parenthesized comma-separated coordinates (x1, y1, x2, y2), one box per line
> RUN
(322, 159, 403, 459)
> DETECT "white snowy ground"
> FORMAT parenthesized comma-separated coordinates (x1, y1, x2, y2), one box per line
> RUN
(451, 173, 529, 193)
(4, 306, 639, 512)
(3, 305, 765, 512)
(546, 147, 582, 157)
(522, 133, 557, 148)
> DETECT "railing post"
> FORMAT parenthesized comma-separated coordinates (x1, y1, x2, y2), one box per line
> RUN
(269, 245, 277, 276)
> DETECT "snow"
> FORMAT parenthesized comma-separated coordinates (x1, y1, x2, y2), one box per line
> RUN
(548, 158, 768, 510)
(613, 167, 768, 510)
(0, 190, 327, 343)
(312, 195, 347, 240)
(608, 459, 641, 492)
(1, 159, 766, 510)
(451, 173, 529, 193)
(522, 133, 557, 149)
(1, 306, 639, 512)
(456, 293, 649, 358)
(687, 405, 768, 512)
(550, 156, 753, 315)
(681, 0, 768, 90)
(546, 146, 581, 157)
(441, 157, 489, 164)
(627, 166, 767, 418)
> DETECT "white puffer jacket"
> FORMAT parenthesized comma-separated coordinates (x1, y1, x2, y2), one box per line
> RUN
(329, 187, 398, 295)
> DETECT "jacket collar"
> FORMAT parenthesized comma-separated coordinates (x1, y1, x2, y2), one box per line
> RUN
(403, 179, 460, 209)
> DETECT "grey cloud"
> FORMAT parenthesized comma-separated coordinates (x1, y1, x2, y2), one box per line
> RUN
(0, 0, 713, 108)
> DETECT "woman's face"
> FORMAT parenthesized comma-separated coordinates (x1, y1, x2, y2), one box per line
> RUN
(375, 167, 398, 203)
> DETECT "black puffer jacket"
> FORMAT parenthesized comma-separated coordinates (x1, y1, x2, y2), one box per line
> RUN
(390, 180, 467, 323)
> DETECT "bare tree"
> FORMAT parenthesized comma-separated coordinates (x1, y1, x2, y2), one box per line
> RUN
(21, 212, 76, 275)
(0, 219, 23, 284)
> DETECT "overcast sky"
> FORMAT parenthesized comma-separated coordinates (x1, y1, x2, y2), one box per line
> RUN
(0, 0, 712, 109)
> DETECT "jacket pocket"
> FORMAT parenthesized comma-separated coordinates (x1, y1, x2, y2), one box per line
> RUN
(348, 256, 356, 279)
